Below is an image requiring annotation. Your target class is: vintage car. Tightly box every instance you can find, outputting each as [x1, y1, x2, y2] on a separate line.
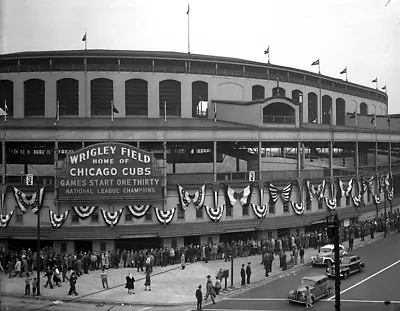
[326, 255, 365, 279]
[311, 244, 347, 266]
[287, 275, 333, 304]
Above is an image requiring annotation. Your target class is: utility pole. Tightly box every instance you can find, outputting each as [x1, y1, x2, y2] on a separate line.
[327, 214, 340, 311]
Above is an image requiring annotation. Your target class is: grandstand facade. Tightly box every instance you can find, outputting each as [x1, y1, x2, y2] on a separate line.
[0, 50, 398, 253]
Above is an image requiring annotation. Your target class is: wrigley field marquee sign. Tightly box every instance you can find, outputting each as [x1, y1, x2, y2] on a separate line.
[57, 142, 163, 202]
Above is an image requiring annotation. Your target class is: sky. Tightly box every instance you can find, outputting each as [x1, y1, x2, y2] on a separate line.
[1, 0, 400, 113]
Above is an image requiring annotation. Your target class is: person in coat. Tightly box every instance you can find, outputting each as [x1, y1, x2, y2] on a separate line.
[204, 275, 216, 304]
[195, 285, 203, 310]
[263, 253, 270, 277]
[240, 264, 246, 286]
[144, 270, 151, 291]
[68, 271, 78, 295]
[181, 252, 186, 270]
[125, 273, 135, 294]
[246, 262, 251, 284]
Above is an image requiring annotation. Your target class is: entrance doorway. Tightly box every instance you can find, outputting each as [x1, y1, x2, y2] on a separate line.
[115, 237, 162, 251]
[74, 240, 92, 253]
[184, 235, 201, 246]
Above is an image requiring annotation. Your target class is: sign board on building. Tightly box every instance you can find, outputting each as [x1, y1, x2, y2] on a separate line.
[248, 171, 255, 182]
[57, 142, 163, 202]
[26, 174, 33, 186]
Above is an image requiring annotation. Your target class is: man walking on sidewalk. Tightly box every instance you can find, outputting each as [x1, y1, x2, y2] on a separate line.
[240, 264, 246, 286]
[204, 275, 216, 304]
[246, 262, 252, 284]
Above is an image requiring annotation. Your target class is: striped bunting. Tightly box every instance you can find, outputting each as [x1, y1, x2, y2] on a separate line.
[177, 184, 206, 209]
[387, 189, 394, 201]
[250, 203, 268, 218]
[13, 186, 45, 214]
[290, 201, 304, 215]
[126, 205, 152, 218]
[268, 181, 292, 204]
[100, 209, 123, 227]
[351, 194, 362, 207]
[324, 197, 337, 211]
[154, 207, 176, 224]
[205, 205, 225, 222]
[373, 194, 380, 205]
[224, 184, 254, 208]
[49, 210, 69, 229]
[73, 206, 98, 219]
[0, 210, 14, 228]
[306, 180, 316, 199]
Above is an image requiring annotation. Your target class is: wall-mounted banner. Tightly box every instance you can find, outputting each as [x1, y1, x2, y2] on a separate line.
[57, 142, 163, 202]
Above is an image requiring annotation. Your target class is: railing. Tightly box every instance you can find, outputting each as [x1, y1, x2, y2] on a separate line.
[0, 62, 387, 104]
[3, 163, 397, 187]
[263, 115, 296, 124]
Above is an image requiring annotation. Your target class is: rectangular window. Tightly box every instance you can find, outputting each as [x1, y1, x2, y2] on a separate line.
[125, 213, 133, 222]
[367, 191, 371, 203]
[171, 238, 177, 249]
[337, 198, 341, 207]
[318, 199, 323, 210]
[242, 205, 249, 216]
[283, 202, 289, 213]
[177, 205, 185, 219]
[91, 212, 99, 223]
[71, 212, 80, 223]
[346, 196, 351, 206]
[16, 209, 23, 223]
[61, 243, 67, 253]
[269, 204, 275, 214]
[226, 206, 233, 217]
[196, 208, 203, 219]
[144, 210, 152, 221]
[306, 201, 311, 210]
[100, 242, 106, 252]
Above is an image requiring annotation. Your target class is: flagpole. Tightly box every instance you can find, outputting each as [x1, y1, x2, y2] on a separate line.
[84, 32, 87, 50]
[111, 100, 114, 123]
[345, 69, 348, 82]
[56, 99, 60, 123]
[164, 101, 167, 123]
[187, 3, 190, 54]
[4, 99, 7, 124]
[268, 46, 270, 64]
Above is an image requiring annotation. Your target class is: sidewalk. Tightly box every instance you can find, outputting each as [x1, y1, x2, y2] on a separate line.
[0, 231, 385, 307]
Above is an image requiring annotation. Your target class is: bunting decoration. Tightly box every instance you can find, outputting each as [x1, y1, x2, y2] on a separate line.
[101, 209, 123, 227]
[224, 184, 254, 208]
[373, 194, 380, 205]
[290, 201, 305, 215]
[0, 210, 14, 228]
[352, 194, 362, 207]
[73, 206, 98, 219]
[268, 181, 293, 205]
[251, 203, 268, 218]
[324, 197, 337, 210]
[290, 180, 305, 215]
[338, 177, 353, 198]
[177, 184, 206, 210]
[316, 179, 326, 200]
[205, 205, 225, 222]
[306, 180, 324, 200]
[13, 186, 45, 214]
[306, 180, 316, 199]
[49, 210, 69, 229]
[387, 189, 394, 201]
[154, 207, 176, 224]
[126, 205, 152, 218]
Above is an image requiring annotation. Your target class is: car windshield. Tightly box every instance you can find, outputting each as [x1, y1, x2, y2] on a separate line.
[341, 257, 352, 264]
[301, 279, 315, 287]
[320, 247, 332, 253]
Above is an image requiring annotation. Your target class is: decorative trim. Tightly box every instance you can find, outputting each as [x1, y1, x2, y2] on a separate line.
[126, 205, 152, 218]
[324, 197, 337, 211]
[268, 181, 293, 204]
[13, 186, 45, 214]
[49, 210, 69, 229]
[373, 194, 380, 205]
[100, 209, 123, 226]
[205, 205, 225, 222]
[351, 194, 361, 207]
[251, 203, 268, 218]
[0, 210, 14, 228]
[290, 201, 304, 215]
[177, 184, 206, 210]
[224, 184, 254, 208]
[154, 207, 176, 224]
[72, 206, 98, 219]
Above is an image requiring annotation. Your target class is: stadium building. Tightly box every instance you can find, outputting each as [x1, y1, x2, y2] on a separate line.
[0, 50, 398, 253]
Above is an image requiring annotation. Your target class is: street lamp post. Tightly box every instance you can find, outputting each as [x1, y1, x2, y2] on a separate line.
[36, 208, 41, 296]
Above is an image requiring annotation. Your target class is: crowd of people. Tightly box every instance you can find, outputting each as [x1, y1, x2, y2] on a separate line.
[0, 210, 399, 300]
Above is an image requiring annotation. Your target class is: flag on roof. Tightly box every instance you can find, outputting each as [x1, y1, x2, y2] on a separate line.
[311, 59, 319, 66]
[186, 3, 190, 14]
[382, 85, 387, 90]
[264, 47, 269, 54]
[371, 114, 376, 124]
[340, 67, 347, 74]
[82, 33, 87, 41]
[349, 111, 357, 119]
[372, 77, 377, 83]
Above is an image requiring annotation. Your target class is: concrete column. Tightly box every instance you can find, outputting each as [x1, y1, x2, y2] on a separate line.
[13, 79, 24, 118]
[113, 75, 125, 117]
[45, 78, 56, 118]
[329, 140, 333, 177]
[148, 80, 159, 118]
[181, 79, 191, 118]
[258, 141, 262, 180]
[213, 141, 217, 182]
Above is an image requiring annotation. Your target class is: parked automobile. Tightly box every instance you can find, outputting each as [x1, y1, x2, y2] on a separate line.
[311, 244, 347, 266]
[326, 255, 365, 279]
[287, 275, 333, 304]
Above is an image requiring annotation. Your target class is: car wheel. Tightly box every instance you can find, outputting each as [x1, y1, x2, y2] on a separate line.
[343, 271, 349, 279]
[325, 260, 332, 267]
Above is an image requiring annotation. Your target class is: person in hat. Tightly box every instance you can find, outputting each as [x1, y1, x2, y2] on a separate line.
[204, 275, 215, 304]
[246, 262, 252, 284]
[240, 264, 246, 286]
[195, 284, 203, 310]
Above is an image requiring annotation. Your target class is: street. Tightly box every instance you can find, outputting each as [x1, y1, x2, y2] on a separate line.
[202, 233, 400, 311]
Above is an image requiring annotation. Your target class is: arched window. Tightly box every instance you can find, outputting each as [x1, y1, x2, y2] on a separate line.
[0, 80, 13, 118]
[336, 98, 345, 126]
[57, 78, 79, 116]
[159, 80, 181, 118]
[360, 102, 368, 115]
[292, 90, 303, 104]
[322, 95, 332, 125]
[272, 87, 286, 97]
[24, 79, 45, 117]
[91, 78, 113, 116]
[263, 102, 295, 124]
[252, 85, 265, 100]
[125, 79, 148, 116]
[308, 92, 318, 123]
[192, 81, 208, 117]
